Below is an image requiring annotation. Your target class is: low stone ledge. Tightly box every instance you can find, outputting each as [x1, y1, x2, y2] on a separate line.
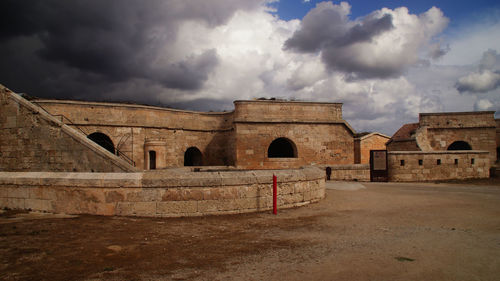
[0, 166, 325, 217]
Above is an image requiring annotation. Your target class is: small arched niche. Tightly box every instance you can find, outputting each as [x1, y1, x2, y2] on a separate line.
[184, 147, 203, 166]
[447, 141, 472, 151]
[267, 137, 297, 158]
[87, 132, 115, 154]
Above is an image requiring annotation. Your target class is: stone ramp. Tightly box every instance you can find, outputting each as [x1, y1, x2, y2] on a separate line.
[0, 85, 138, 172]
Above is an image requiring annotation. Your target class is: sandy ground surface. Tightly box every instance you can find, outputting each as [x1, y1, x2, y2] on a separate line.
[1, 179, 500, 281]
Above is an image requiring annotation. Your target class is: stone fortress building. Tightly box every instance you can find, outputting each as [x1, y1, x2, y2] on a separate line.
[29, 99, 358, 171]
[1, 84, 498, 178]
[0, 84, 499, 217]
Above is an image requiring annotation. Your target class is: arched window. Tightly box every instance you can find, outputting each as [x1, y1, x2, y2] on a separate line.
[267, 138, 297, 158]
[87, 132, 115, 154]
[447, 141, 472, 151]
[184, 147, 202, 166]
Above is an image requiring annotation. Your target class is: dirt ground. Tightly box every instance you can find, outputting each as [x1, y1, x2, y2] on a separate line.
[1, 180, 500, 281]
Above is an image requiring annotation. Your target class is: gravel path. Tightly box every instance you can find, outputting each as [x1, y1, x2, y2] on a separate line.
[1, 180, 499, 280]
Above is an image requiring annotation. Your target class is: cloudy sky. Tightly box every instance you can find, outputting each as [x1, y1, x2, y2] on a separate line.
[1, 0, 499, 135]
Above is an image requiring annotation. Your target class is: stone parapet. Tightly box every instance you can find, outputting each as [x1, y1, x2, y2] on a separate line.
[233, 100, 343, 123]
[419, 111, 496, 129]
[34, 99, 234, 132]
[0, 167, 325, 217]
[388, 151, 490, 181]
[321, 164, 370, 182]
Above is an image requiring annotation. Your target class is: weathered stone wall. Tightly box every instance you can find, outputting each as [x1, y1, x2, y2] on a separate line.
[0, 86, 136, 173]
[386, 140, 420, 151]
[423, 128, 496, 162]
[235, 123, 354, 169]
[34, 100, 235, 169]
[321, 164, 370, 181]
[27, 99, 356, 170]
[354, 133, 390, 164]
[0, 167, 325, 217]
[496, 119, 500, 162]
[35, 100, 233, 131]
[417, 112, 497, 163]
[233, 100, 343, 122]
[388, 151, 490, 181]
[233, 100, 355, 169]
[419, 112, 496, 128]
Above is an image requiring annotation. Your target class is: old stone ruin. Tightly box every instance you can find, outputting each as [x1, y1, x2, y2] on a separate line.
[1, 84, 498, 217]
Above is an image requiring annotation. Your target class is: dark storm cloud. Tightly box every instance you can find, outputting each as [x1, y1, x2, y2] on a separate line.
[0, 0, 259, 101]
[157, 49, 219, 90]
[284, 2, 394, 78]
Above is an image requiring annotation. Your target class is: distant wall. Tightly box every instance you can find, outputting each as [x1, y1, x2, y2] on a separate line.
[418, 112, 497, 163]
[354, 134, 389, 164]
[322, 164, 370, 182]
[386, 140, 420, 151]
[419, 112, 496, 128]
[495, 119, 500, 163]
[388, 151, 490, 181]
[0, 86, 136, 173]
[0, 167, 325, 217]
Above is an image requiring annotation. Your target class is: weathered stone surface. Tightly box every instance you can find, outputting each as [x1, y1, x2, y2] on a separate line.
[388, 151, 490, 181]
[354, 133, 390, 164]
[0, 168, 325, 217]
[0, 85, 136, 172]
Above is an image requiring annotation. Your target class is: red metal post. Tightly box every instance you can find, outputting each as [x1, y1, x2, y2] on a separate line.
[273, 174, 277, 215]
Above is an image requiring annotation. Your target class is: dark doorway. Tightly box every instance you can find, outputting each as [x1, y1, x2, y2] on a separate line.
[184, 147, 202, 166]
[87, 132, 115, 154]
[149, 151, 156, 170]
[370, 150, 388, 182]
[447, 141, 472, 150]
[267, 138, 297, 158]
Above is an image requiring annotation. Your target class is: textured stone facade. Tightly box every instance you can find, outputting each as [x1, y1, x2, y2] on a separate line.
[419, 112, 497, 163]
[388, 151, 490, 181]
[233, 101, 355, 169]
[388, 112, 497, 164]
[496, 119, 500, 162]
[33, 98, 356, 170]
[34, 99, 234, 169]
[0, 167, 325, 217]
[354, 133, 390, 164]
[0, 86, 136, 173]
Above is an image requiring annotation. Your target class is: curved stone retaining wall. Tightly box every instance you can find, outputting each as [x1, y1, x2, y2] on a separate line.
[0, 167, 325, 217]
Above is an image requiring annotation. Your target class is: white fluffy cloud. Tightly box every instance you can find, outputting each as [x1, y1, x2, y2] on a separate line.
[1, 1, 499, 135]
[456, 49, 500, 93]
[284, 2, 449, 78]
[457, 70, 500, 92]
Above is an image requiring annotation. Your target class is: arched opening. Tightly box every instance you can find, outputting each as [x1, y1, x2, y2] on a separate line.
[447, 141, 472, 151]
[184, 147, 202, 166]
[88, 132, 115, 154]
[149, 150, 156, 170]
[267, 137, 297, 158]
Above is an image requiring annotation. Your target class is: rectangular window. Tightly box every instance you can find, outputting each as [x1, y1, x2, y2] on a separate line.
[418, 159, 423, 166]
[437, 159, 441, 165]
[400, 160, 405, 166]
[149, 150, 156, 170]
[454, 159, 458, 165]
[471, 158, 475, 165]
